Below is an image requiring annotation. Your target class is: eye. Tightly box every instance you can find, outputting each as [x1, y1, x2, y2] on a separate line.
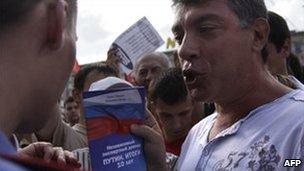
[163, 114, 172, 119]
[179, 109, 192, 117]
[198, 25, 216, 34]
[139, 69, 148, 77]
[152, 66, 162, 73]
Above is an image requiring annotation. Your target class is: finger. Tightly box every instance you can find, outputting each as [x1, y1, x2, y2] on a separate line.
[32, 142, 53, 158]
[144, 110, 162, 134]
[53, 147, 66, 164]
[64, 151, 81, 168]
[130, 124, 163, 143]
[42, 145, 55, 162]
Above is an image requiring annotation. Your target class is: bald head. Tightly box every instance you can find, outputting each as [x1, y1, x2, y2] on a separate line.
[133, 52, 171, 89]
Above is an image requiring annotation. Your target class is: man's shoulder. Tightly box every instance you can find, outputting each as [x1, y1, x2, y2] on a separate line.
[290, 89, 304, 102]
[188, 113, 217, 137]
[252, 90, 304, 125]
[270, 89, 304, 111]
[278, 89, 304, 113]
[52, 120, 88, 150]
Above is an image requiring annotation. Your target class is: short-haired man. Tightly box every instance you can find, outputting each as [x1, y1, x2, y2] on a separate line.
[266, 11, 291, 76]
[266, 11, 304, 88]
[64, 96, 80, 127]
[131, 0, 304, 170]
[150, 68, 193, 155]
[72, 64, 118, 128]
[0, 0, 80, 170]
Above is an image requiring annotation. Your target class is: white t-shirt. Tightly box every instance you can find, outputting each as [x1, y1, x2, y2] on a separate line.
[290, 76, 304, 90]
[176, 90, 304, 171]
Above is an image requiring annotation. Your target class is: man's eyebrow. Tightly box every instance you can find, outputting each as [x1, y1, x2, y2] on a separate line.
[192, 14, 225, 25]
[172, 14, 224, 32]
[159, 112, 172, 116]
[177, 109, 192, 115]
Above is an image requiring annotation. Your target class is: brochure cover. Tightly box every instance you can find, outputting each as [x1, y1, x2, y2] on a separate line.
[110, 17, 164, 75]
[83, 87, 147, 171]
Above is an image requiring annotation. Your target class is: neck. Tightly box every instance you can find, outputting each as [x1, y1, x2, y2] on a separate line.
[215, 70, 292, 127]
[271, 67, 288, 76]
[0, 37, 37, 137]
[277, 67, 289, 76]
[268, 60, 289, 76]
[0, 80, 24, 137]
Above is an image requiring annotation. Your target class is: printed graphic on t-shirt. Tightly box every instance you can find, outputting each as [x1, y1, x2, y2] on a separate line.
[213, 135, 281, 171]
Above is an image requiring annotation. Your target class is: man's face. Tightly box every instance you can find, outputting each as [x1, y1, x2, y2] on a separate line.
[65, 101, 80, 125]
[266, 41, 290, 75]
[16, 8, 78, 133]
[134, 56, 167, 89]
[155, 95, 193, 142]
[172, 1, 255, 102]
[73, 71, 108, 116]
[266, 43, 281, 75]
[83, 71, 107, 91]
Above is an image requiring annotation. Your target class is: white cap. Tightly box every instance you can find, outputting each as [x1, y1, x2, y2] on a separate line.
[89, 77, 133, 91]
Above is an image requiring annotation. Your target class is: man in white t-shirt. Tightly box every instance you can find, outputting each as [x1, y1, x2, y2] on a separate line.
[169, 0, 304, 170]
[130, 0, 304, 171]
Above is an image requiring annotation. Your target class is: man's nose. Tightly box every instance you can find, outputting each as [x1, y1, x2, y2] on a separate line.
[72, 108, 77, 112]
[146, 70, 154, 82]
[173, 118, 183, 130]
[178, 33, 199, 62]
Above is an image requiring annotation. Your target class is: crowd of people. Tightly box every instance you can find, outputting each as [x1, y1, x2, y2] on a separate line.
[1, 0, 304, 170]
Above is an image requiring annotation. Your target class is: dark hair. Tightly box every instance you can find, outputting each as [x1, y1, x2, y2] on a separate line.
[64, 96, 76, 107]
[287, 53, 304, 83]
[1, 0, 77, 32]
[74, 64, 118, 91]
[150, 68, 188, 105]
[172, 0, 267, 28]
[172, 0, 269, 62]
[268, 11, 291, 53]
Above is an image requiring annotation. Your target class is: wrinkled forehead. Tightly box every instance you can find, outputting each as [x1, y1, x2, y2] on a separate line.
[172, 0, 233, 30]
[66, 101, 78, 107]
[137, 56, 168, 70]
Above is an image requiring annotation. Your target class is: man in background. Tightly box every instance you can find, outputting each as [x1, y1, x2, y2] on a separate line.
[64, 96, 81, 127]
[150, 68, 193, 155]
[266, 11, 304, 87]
[72, 63, 118, 131]
[133, 52, 171, 90]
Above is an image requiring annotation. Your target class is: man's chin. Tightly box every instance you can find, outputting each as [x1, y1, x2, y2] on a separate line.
[190, 88, 202, 101]
[190, 88, 209, 102]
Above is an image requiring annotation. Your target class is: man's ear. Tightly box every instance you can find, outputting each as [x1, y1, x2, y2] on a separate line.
[251, 18, 269, 53]
[47, 0, 68, 50]
[281, 38, 291, 59]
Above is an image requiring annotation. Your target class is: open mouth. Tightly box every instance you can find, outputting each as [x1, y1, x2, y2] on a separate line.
[183, 70, 198, 85]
